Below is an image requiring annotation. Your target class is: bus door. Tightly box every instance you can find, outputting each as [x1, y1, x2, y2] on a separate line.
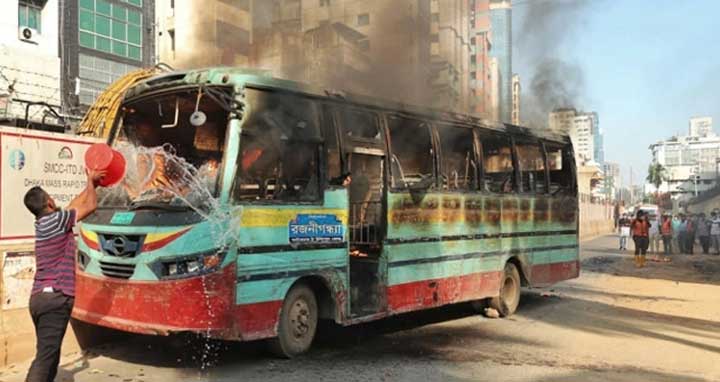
[335, 106, 388, 317]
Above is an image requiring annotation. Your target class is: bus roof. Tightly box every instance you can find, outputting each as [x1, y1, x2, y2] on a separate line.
[124, 66, 571, 144]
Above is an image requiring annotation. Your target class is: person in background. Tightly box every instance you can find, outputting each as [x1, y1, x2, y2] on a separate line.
[23, 169, 106, 382]
[676, 214, 687, 254]
[631, 210, 651, 268]
[660, 213, 673, 261]
[710, 210, 720, 255]
[696, 213, 711, 255]
[685, 214, 696, 254]
[618, 213, 632, 251]
[648, 213, 661, 260]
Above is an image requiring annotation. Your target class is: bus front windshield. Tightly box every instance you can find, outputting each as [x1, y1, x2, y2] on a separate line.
[98, 87, 232, 211]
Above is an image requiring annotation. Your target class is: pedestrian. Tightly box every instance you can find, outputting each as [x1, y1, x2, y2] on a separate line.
[696, 213, 711, 255]
[619, 213, 631, 251]
[24, 169, 105, 382]
[710, 211, 720, 255]
[686, 214, 696, 254]
[649, 213, 661, 260]
[660, 214, 673, 261]
[676, 214, 687, 254]
[631, 210, 651, 267]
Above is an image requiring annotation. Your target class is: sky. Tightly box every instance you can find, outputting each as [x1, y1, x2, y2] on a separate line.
[512, 0, 720, 185]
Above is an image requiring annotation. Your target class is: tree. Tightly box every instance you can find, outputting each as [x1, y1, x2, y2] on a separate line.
[646, 163, 668, 195]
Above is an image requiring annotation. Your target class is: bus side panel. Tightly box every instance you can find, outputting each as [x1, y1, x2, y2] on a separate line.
[232, 189, 350, 340]
[528, 195, 580, 286]
[384, 192, 579, 313]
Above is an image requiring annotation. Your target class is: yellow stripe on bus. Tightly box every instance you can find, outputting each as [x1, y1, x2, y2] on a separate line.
[238, 209, 348, 228]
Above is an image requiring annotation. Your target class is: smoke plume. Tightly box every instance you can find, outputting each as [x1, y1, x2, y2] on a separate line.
[517, 0, 594, 127]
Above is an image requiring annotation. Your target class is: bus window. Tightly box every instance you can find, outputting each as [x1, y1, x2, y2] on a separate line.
[546, 143, 575, 194]
[340, 108, 382, 142]
[387, 116, 435, 190]
[481, 135, 514, 193]
[233, 89, 322, 202]
[438, 124, 477, 191]
[516, 142, 547, 193]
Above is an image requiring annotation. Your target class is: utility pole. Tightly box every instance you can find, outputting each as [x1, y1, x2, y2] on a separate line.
[629, 166, 634, 205]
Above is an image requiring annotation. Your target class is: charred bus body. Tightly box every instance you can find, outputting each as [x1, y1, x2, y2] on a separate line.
[73, 67, 579, 357]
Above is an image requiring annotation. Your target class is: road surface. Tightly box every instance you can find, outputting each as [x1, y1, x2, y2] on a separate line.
[2, 235, 719, 382]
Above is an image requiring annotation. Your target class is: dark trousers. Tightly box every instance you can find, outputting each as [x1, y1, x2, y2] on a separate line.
[677, 232, 687, 253]
[633, 236, 649, 255]
[26, 292, 74, 382]
[662, 235, 673, 255]
[685, 233, 695, 254]
[699, 235, 710, 254]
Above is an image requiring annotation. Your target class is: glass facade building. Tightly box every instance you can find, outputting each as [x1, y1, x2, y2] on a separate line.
[489, 0, 511, 123]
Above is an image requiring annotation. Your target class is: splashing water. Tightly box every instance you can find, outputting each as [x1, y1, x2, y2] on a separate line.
[98, 142, 242, 370]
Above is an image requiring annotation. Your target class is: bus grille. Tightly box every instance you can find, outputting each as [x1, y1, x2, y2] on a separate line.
[99, 261, 136, 279]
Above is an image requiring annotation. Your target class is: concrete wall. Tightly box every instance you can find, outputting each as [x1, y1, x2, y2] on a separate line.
[579, 200, 614, 241]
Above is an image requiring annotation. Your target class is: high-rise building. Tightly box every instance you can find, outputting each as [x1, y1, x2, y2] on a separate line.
[649, 130, 720, 198]
[469, 0, 492, 118]
[300, 0, 432, 107]
[549, 108, 601, 164]
[689, 116, 713, 137]
[548, 108, 576, 132]
[488, 57, 499, 121]
[511, 73, 520, 125]
[65, 0, 155, 110]
[0, 1, 62, 127]
[430, 0, 471, 114]
[155, 0, 251, 70]
[601, 162, 620, 201]
[489, 0, 511, 123]
[571, 113, 594, 163]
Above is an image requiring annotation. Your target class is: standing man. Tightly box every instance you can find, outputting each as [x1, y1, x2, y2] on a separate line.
[676, 214, 687, 254]
[648, 213, 661, 261]
[710, 211, 720, 255]
[660, 213, 673, 261]
[685, 214, 696, 254]
[696, 213, 711, 255]
[24, 169, 105, 382]
[631, 211, 651, 268]
[618, 213, 632, 251]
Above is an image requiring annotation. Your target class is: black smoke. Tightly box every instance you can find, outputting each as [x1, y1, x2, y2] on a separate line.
[517, 0, 595, 127]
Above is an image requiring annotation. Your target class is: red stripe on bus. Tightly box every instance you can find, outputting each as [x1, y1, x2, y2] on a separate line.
[387, 271, 504, 313]
[529, 260, 580, 286]
[234, 300, 283, 341]
[73, 264, 237, 335]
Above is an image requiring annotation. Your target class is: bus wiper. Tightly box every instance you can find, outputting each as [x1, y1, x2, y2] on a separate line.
[128, 201, 190, 211]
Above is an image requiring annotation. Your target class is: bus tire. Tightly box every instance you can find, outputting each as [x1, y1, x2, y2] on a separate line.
[268, 283, 318, 358]
[489, 262, 521, 317]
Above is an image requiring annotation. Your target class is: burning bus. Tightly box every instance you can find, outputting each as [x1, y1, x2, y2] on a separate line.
[73, 67, 579, 357]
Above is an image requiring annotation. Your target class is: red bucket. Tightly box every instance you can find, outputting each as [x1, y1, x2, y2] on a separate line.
[85, 143, 126, 187]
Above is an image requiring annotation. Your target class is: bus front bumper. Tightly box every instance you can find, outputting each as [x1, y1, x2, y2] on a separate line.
[72, 264, 237, 338]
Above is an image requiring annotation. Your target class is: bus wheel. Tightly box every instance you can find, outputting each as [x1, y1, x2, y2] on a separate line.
[269, 284, 318, 358]
[489, 262, 521, 317]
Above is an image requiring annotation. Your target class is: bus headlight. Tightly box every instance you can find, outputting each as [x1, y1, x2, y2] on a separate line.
[153, 251, 226, 280]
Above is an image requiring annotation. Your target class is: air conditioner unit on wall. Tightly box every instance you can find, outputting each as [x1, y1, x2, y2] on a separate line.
[18, 27, 39, 44]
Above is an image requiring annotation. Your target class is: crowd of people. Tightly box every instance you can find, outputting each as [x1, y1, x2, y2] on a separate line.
[617, 209, 720, 267]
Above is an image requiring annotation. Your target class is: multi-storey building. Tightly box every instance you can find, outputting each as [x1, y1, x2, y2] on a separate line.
[429, 0, 471, 114]
[64, 0, 155, 110]
[549, 108, 601, 164]
[511, 73, 520, 125]
[601, 162, 620, 201]
[0, 1, 62, 128]
[649, 123, 720, 198]
[300, 0, 432, 107]
[469, 0, 493, 118]
[488, 0, 511, 123]
[689, 116, 713, 138]
[155, 0, 250, 70]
